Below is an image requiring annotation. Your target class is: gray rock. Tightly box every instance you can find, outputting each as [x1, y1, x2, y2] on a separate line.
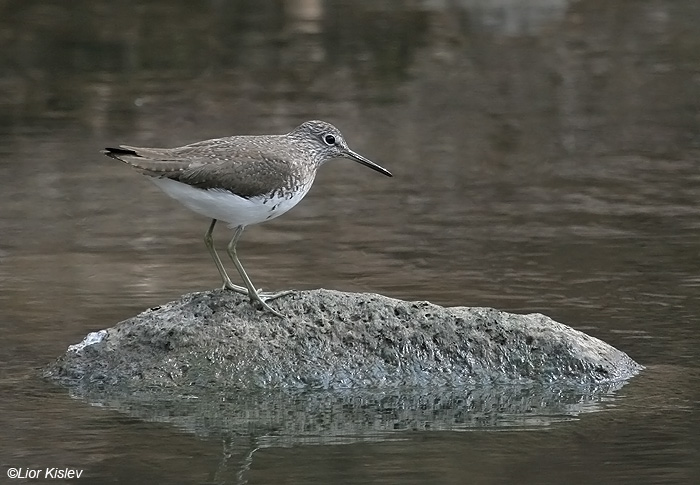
[44, 289, 642, 391]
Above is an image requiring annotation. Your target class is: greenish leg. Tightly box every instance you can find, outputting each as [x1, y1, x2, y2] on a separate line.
[204, 219, 248, 295]
[226, 225, 292, 317]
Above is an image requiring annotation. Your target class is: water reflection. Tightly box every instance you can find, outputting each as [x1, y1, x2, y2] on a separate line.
[73, 382, 627, 445]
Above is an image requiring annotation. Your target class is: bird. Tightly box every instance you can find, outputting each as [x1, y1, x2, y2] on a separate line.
[104, 120, 392, 317]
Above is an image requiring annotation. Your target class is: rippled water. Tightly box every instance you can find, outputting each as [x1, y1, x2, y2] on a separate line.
[1, 1, 699, 483]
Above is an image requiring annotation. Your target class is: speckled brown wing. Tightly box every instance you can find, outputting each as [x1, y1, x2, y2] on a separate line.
[172, 155, 295, 199]
[104, 144, 295, 199]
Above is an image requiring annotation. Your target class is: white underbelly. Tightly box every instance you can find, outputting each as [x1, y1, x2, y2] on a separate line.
[149, 177, 311, 227]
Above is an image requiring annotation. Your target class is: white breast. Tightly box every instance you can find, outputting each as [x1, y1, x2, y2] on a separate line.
[149, 177, 312, 227]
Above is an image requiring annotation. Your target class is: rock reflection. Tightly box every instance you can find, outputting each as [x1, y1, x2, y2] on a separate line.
[65, 380, 629, 481]
[74, 381, 627, 445]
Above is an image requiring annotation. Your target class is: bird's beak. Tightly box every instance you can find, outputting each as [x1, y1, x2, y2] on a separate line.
[345, 149, 393, 177]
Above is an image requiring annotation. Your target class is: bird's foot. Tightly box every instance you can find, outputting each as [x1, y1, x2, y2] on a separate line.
[221, 281, 249, 295]
[258, 289, 295, 301]
[221, 280, 293, 317]
[250, 289, 295, 318]
[250, 294, 285, 318]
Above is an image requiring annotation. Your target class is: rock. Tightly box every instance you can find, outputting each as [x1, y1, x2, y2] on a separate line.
[44, 289, 642, 392]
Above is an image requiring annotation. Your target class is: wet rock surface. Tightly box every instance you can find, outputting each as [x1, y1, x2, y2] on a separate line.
[44, 289, 643, 392]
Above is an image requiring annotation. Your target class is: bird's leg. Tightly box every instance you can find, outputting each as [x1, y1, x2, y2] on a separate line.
[226, 225, 290, 317]
[204, 219, 248, 295]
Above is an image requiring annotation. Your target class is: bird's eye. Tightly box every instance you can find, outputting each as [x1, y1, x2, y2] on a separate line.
[323, 134, 336, 145]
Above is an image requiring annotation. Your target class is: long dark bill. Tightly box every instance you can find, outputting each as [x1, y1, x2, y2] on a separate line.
[346, 149, 393, 177]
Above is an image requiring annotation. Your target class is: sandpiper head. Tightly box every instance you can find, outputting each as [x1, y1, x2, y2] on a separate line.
[290, 120, 392, 177]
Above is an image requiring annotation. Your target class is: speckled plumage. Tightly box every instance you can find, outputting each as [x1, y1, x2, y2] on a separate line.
[104, 120, 392, 317]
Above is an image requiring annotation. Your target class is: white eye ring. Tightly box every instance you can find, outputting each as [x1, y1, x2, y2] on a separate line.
[323, 134, 336, 145]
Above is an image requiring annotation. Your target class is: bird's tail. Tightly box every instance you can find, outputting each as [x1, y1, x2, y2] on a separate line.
[103, 146, 189, 175]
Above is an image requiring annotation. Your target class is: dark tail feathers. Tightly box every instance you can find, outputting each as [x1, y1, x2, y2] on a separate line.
[103, 147, 139, 159]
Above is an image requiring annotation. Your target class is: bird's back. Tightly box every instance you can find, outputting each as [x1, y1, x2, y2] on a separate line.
[104, 134, 315, 199]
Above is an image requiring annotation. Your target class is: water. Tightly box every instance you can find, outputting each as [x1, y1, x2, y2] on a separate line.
[1, 0, 699, 483]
